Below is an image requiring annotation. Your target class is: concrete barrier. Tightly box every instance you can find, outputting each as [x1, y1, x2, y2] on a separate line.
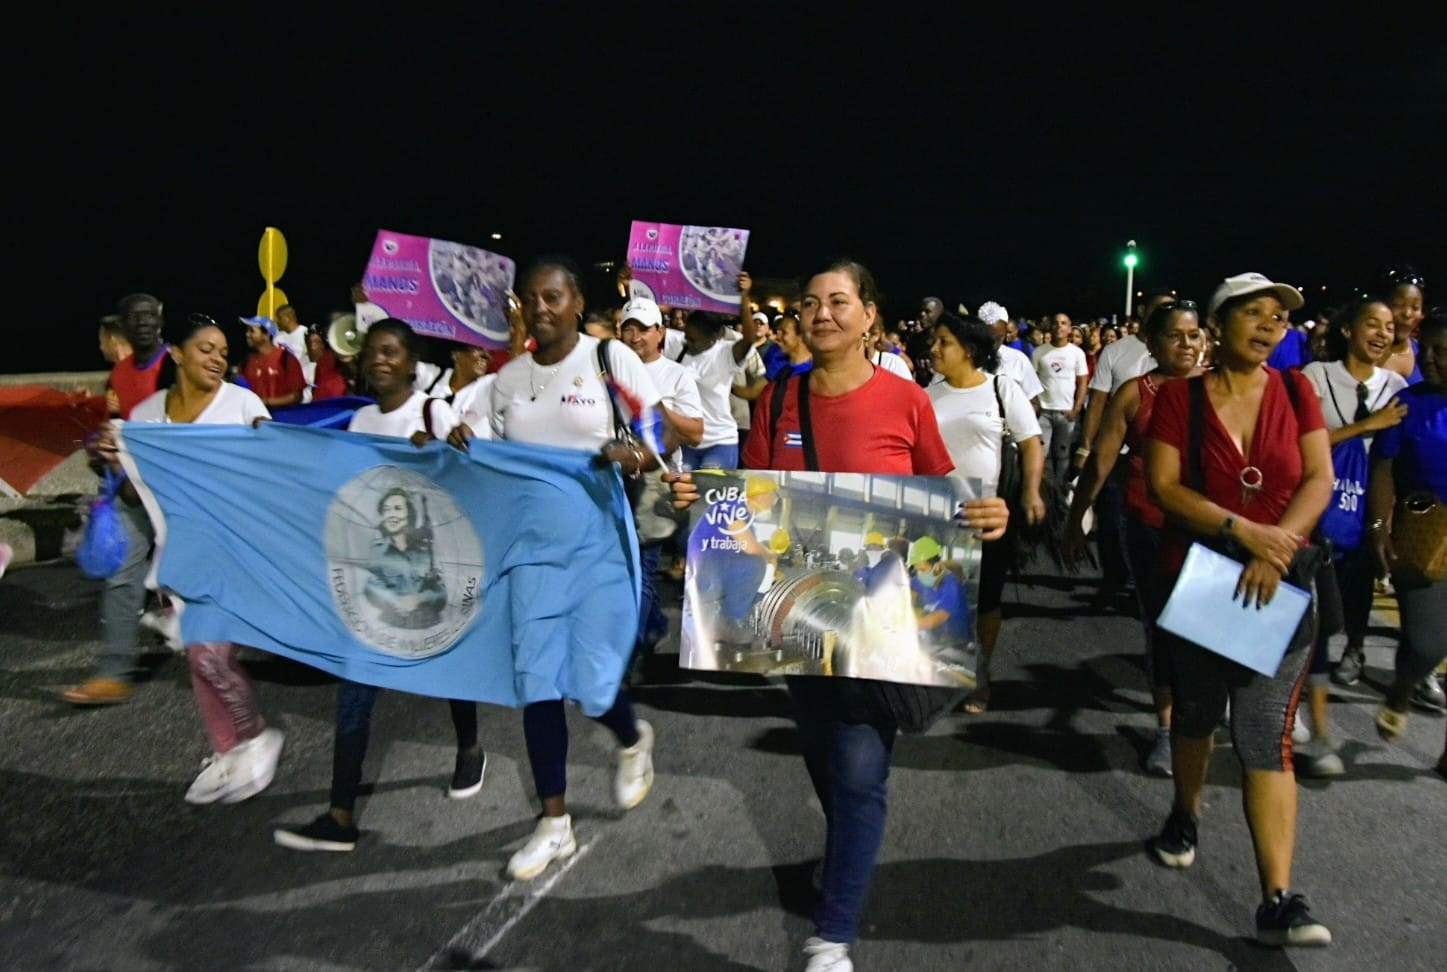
[1, 372, 107, 570]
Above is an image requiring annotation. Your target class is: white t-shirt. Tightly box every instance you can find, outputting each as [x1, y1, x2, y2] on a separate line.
[928, 374, 1042, 499]
[130, 382, 271, 426]
[1032, 342, 1089, 411]
[1302, 360, 1407, 447]
[987, 345, 1044, 401]
[1090, 333, 1156, 395]
[662, 327, 686, 360]
[870, 349, 914, 381]
[730, 345, 766, 430]
[489, 334, 661, 450]
[355, 301, 389, 333]
[674, 338, 744, 448]
[275, 328, 314, 403]
[413, 361, 444, 394]
[447, 374, 496, 438]
[645, 355, 703, 464]
[349, 390, 460, 441]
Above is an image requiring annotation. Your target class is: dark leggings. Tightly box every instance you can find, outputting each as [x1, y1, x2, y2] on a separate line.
[1165, 614, 1313, 772]
[1392, 575, 1447, 698]
[1123, 518, 1171, 689]
[977, 536, 1006, 615]
[524, 691, 639, 800]
[330, 679, 478, 813]
[1308, 543, 1377, 678]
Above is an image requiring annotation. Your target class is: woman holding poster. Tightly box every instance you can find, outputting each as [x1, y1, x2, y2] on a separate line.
[448, 256, 663, 882]
[668, 259, 1008, 972]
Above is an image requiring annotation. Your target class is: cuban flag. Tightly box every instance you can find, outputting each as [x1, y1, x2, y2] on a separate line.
[603, 374, 666, 463]
[116, 422, 640, 715]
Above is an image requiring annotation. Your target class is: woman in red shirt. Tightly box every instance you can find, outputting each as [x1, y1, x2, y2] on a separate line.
[670, 259, 1007, 972]
[1064, 300, 1207, 777]
[1144, 273, 1334, 948]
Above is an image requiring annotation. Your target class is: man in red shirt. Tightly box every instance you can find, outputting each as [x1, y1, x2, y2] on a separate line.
[108, 294, 168, 419]
[240, 315, 307, 408]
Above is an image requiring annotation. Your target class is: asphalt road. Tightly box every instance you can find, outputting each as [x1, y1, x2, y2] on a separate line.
[1, 555, 1442, 971]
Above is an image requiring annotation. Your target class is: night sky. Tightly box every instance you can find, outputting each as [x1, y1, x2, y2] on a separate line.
[15, 9, 1444, 374]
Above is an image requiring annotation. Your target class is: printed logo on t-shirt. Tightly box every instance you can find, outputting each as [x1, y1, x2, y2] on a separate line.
[783, 431, 803, 449]
[323, 466, 483, 659]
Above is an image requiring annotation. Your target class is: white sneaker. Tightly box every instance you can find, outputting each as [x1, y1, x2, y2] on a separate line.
[1145, 729, 1173, 777]
[140, 605, 183, 653]
[802, 936, 852, 971]
[0, 541, 13, 579]
[614, 720, 655, 809]
[1292, 718, 1311, 745]
[184, 751, 238, 804]
[222, 727, 285, 804]
[507, 814, 577, 881]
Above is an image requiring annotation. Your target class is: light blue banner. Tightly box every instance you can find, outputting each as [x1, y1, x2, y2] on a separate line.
[117, 422, 639, 715]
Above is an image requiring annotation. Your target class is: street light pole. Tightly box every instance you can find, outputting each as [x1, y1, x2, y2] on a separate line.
[1123, 240, 1138, 321]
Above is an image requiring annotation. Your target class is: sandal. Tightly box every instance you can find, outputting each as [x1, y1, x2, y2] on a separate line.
[1375, 704, 1409, 742]
[960, 692, 989, 714]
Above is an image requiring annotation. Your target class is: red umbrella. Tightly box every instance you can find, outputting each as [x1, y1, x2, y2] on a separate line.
[0, 386, 108, 497]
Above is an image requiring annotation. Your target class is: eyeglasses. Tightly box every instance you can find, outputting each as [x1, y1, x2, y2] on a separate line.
[187, 313, 218, 328]
[1160, 300, 1199, 312]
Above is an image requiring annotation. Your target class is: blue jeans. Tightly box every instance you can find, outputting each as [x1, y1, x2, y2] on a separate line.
[97, 499, 155, 680]
[788, 676, 896, 945]
[638, 543, 668, 647]
[331, 680, 478, 813]
[681, 442, 738, 471]
[1037, 409, 1077, 489]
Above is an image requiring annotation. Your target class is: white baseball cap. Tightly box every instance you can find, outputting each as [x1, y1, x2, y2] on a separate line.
[1207, 272, 1305, 317]
[619, 296, 662, 329]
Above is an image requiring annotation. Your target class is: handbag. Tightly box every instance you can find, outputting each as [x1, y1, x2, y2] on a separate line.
[596, 338, 647, 514]
[1390, 491, 1447, 585]
[775, 371, 967, 734]
[1317, 379, 1372, 551]
[993, 375, 1024, 508]
[76, 469, 130, 580]
[1319, 438, 1369, 551]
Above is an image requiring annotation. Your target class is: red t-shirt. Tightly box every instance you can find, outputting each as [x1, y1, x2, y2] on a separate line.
[1123, 373, 1167, 528]
[742, 366, 954, 475]
[311, 349, 351, 400]
[109, 346, 168, 419]
[242, 345, 307, 402]
[1148, 367, 1325, 569]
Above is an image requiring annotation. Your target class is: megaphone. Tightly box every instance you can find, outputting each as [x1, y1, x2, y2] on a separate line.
[328, 313, 365, 356]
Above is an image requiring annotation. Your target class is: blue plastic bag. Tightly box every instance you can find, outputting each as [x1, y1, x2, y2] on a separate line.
[76, 469, 129, 579]
[1319, 438, 1369, 551]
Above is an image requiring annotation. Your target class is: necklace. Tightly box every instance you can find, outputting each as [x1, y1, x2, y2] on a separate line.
[529, 358, 563, 401]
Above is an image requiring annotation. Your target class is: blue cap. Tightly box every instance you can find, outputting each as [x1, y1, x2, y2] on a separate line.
[240, 315, 278, 337]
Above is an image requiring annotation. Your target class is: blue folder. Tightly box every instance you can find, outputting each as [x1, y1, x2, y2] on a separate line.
[1156, 542, 1311, 676]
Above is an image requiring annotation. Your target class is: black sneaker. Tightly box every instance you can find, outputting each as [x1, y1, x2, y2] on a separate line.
[1256, 890, 1331, 947]
[273, 813, 359, 852]
[448, 748, 486, 799]
[1147, 808, 1198, 868]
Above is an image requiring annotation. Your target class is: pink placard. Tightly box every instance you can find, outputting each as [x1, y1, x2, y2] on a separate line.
[626, 221, 750, 315]
[361, 229, 516, 349]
